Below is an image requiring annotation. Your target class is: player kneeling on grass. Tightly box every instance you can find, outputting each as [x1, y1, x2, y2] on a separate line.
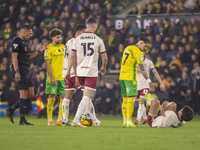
[147, 99, 194, 128]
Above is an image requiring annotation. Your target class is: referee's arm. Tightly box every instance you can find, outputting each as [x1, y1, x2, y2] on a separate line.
[12, 52, 21, 82]
[28, 43, 48, 60]
[28, 50, 41, 60]
[12, 53, 19, 71]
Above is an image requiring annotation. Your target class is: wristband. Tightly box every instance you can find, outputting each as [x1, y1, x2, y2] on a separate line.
[146, 78, 151, 83]
[15, 69, 19, 73]
[37, 50, 42, 53]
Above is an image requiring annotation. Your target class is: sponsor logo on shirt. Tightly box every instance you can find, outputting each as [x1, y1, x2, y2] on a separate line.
[81, 66, 90, 69]
[45, 51, 48, 55]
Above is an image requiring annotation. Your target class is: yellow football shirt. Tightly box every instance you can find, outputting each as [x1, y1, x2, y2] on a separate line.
[119, 45, 143, 81]
[44, 43, 65, 81]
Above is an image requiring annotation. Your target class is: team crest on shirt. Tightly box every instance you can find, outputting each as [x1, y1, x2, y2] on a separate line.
[13, 43, 18, 49]
[141, 56, 144, 61]
[58, 49, 61, 52]
[24, 47, 27, 51]
[45, 51, 48, 55]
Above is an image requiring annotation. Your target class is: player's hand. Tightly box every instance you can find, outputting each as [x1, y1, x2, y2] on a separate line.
[40, 91, 44, 96]
[187, 89, 191, 95]
[38, 43, 48, 53]
[162, 101, 169, 110]
[149, 82, 155, 92]
[100, 67, 106, 76]
[75, 76, 80, 88]
[50, 77, 57, 86]
[160, 83, 164, 91]
[150, 85, 155, 92]
[65, 72, 70, 81]
[15, 73, 21, 82]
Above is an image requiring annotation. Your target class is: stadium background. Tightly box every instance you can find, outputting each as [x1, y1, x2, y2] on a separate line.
[0, 0, 200, 117]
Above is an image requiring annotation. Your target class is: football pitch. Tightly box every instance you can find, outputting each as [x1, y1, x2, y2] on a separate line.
[0, 115, 200, 150]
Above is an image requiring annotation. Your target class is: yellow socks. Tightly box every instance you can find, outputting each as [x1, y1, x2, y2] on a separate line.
[127, 97, 135, 121]
[47, 98, 56, 121]
[58, 98, 63, 121]
[122, 97, 127, 122]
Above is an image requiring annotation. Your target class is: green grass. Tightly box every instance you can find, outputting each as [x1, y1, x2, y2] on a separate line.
[0, 115, 200, 150]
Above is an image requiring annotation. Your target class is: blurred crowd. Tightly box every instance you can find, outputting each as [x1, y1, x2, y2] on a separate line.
[0, 0, 200, 116]
[129, 0, 200, 17]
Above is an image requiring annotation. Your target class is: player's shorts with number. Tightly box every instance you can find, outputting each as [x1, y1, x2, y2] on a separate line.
[136, 88, 149, 99]
[120, 80, 138, 97]
[46, 80, 65, 95]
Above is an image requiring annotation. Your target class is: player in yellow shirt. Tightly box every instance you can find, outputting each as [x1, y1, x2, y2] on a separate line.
[119, 36, 154, 127]
[44, 28, 65, 126]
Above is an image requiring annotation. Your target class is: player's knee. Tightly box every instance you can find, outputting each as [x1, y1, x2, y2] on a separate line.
[139, 96, 145, 104]
[163, 100, 169, 104]
[170, 102, 176, 107]
[151, 99, 160, 107]
[49, 94, 56, 98]
[166, 102, 177, 111]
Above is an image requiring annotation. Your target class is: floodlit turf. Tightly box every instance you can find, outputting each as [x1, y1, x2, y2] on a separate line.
[0, 115, 200, 150]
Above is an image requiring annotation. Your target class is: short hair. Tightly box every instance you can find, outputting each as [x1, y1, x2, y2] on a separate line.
[75, 24, 86, 32]
[86, 17, 98, 25]
[49, 28, 62, 38]
[181, 105, 194, 121]
[138, 36, 150, 44]
[20, 25, 31, 31]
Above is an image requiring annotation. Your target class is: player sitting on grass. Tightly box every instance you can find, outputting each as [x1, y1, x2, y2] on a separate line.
[147, 98, 194, 128]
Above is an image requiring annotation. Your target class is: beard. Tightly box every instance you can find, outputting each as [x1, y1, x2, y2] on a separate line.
[55, 41, 61, 45]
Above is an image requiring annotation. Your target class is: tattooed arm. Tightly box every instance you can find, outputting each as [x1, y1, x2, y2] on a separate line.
[138, 64, 148, 80]
[138, 64, 154, 89]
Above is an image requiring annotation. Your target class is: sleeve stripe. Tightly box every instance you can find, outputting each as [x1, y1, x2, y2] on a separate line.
[100, 51, 106, 54]
[72, 49, 77, 52]
[138, 63, 143, 64]
[44, 59, 51, 60]
[151, 67, 155, 70]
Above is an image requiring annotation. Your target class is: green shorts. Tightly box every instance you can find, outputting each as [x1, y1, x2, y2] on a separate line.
[120, 80, 138, 97]
[46, 80, 65, 95]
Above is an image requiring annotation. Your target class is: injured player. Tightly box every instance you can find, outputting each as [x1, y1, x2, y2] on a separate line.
[147, 99, 194, 128]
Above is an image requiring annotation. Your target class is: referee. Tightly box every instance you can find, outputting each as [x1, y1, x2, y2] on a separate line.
[5, 25, 47, 125]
